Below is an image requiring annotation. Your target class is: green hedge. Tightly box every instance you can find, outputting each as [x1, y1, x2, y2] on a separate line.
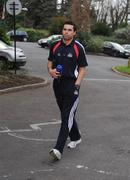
[77, 32, 130, 53]
[114, 26, 130, 44]
[18, 28, 50, 42]
[86, 36, 104, 53]
[77, 33, 104, 53]
[0, 27, 11, 45]
[91, 22, 112, 36]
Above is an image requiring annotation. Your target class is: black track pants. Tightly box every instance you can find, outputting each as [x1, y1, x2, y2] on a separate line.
[53, 78, 81, 154]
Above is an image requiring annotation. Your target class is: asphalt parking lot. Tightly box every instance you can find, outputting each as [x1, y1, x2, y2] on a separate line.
[0, 42, 130, 180]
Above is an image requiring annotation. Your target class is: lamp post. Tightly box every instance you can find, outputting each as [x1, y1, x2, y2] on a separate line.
[6, 0, 22, 74]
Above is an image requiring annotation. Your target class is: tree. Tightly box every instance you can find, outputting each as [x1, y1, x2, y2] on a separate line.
[21, 0, 58, 28]
[0, 0, 5, 20]
[58, 0, 71, 17]
[91, 0, 128, 31]
[71, 0, 91, 32]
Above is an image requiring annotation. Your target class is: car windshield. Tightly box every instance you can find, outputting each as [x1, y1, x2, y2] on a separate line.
[7, 31, 27, 36]
[48, 35, 62, 40]
[0, 41, 8, 49]
[48, 36, 53, 40]
[125, 45, 130, 49]
[112, 42, 124, 50]
[16, 31, 27, 35]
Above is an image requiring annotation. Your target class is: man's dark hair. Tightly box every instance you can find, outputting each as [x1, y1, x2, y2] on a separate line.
[63, 21, 77, 32]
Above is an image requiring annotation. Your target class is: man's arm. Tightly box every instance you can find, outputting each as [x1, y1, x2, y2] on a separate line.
[75, 67, 87, 87]
[47, 60, 60, 79]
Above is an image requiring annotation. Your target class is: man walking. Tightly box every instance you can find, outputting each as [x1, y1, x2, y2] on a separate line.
[47, 21, 88, 160]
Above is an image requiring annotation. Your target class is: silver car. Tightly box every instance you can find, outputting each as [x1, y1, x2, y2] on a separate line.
[0, 40, 26, 67]
[122, 44, 130, 53]
[38, 34, 62, 48]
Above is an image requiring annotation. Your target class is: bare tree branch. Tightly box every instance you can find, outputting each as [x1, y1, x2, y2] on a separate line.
[71, 0, 91, 32]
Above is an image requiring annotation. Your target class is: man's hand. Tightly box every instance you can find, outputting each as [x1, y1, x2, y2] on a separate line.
[75, 67, 86, 86]
[47, 61, 61, 79]
[49, 68, 61, 79]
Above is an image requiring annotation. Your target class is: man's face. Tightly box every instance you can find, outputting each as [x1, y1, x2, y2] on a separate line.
[62, 24, 76, 41]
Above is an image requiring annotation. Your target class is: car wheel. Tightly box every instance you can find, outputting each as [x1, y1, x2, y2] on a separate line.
[23, 37, 27, 42]
[8, 62, 15, 69]
[113, 51, 118, 57]
[41, 44, 45, 48]
[0, 57, 8, 70]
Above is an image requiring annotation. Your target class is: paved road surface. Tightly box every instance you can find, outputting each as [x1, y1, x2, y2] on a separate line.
[0, 42, 130, 180]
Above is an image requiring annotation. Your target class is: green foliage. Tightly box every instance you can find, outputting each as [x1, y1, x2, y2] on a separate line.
[0, 59, 8, 71]
[114, 26, 130, 43]
[115, 66, 130, 75]
[48, 16, 68, 34]
[88, 34, 127, 45]
[86, 36, 104, 53]
[18, 28, 50, 42]
[118, 22, 128, 29]
[77, 32, 103, 53]
[91, 22, 112, 36]
[25, 0, 58, 29]
[77, 32, 91, 48]
[0, 26, 10, 45]
[128, 58, 130, 68]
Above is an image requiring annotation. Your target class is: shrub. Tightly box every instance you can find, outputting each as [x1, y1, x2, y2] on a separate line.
[86, 36, 104, 53]
[77, 32, 91, 49]
[91, 22, 112, 36]
[0, 59, 9, 71]
[77, 33, 104, 53]
[114, 27, 130, 43]
[0, 27, 10, 45]
[18, 28, 50, 42]
[48, 16, 68, 34]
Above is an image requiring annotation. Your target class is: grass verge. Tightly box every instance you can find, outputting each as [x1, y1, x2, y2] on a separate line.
[114, 66, 130, 75]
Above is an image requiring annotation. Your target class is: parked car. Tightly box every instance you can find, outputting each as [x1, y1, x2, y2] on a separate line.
[38, 34, 62, 48]
[7, 30, 28, 42]
[122, 44, 130, 53]
[0, 40, 26, 68]
[103, 41, 130, 58]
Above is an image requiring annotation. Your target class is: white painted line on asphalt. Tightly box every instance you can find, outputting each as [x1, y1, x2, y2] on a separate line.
[30, 168, 54, 173]
[0, 169, 54, 179]
[1, 164, 128, 179]
[0, 127, 33, 133]
[0, 120, 61, 133]
[8, 132, 57, 141]
[30, 120, 61, 130]
[76, 165, 125, 177]
[84, 78, 130, 82]
[76, 165, 84, 168]
[0, 120, 61, 141]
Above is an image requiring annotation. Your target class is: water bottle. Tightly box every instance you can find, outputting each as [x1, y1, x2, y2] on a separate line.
[56, 64, 63, 75]
[56, 65, 63, 82]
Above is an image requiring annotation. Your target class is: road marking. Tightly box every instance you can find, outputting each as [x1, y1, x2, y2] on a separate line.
[0, 169, 54, 179]
[30, 120, 61, 130]
[0, 164, 129, 179]
[0, 126, 33, 133]
[30, 168, 54, 173]
[8, 132, 57, 141]
[0, 119, 61, 133]
[84, 78, 130, 82]
[0, 119, 61, 141]
[76, 165, 123, 177]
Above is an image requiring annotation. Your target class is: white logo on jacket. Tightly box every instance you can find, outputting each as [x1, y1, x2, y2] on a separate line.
[57, 53, 61, 56]
[67, 53, 73, 58]
[74, 90, 79, 95]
